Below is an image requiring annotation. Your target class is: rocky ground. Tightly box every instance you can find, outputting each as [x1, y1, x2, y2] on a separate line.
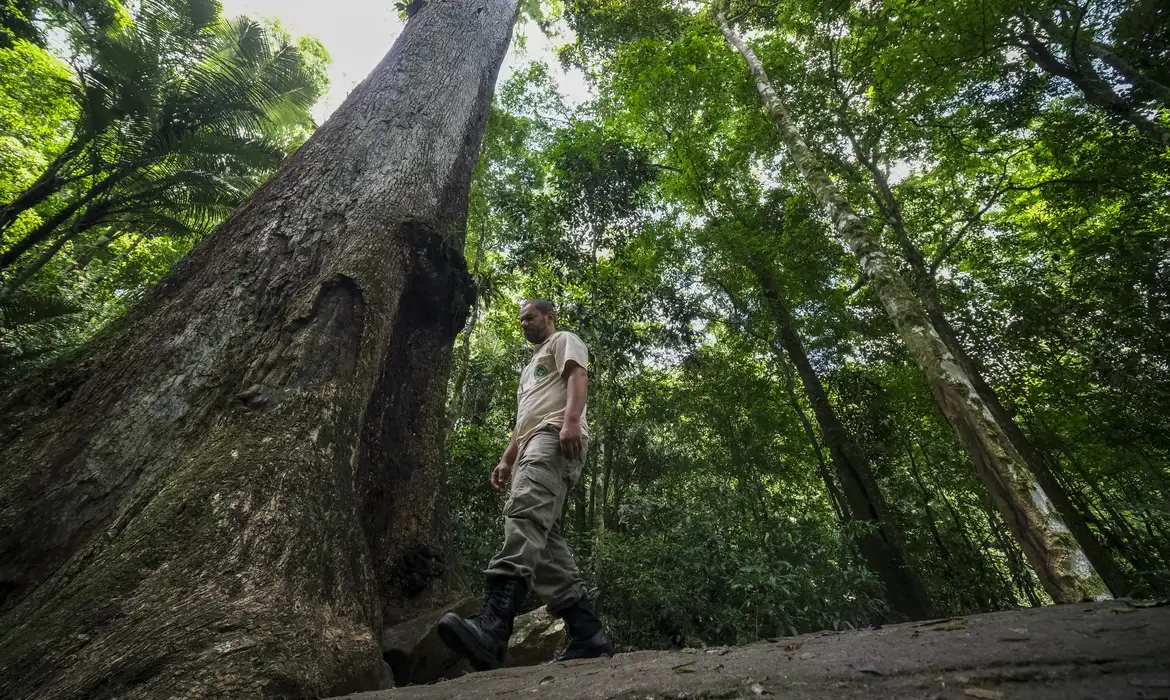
[339, 599, 1170, 700]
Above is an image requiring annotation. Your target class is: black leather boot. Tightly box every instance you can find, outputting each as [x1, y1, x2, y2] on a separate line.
[437, 576, 527, 671]
[552, 598, 616, 662]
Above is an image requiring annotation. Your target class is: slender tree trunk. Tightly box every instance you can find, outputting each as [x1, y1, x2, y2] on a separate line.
[0, 218, 87, 306]
[446, 222, 487, 436]
[927, 458, 1011, 609]
[778, 356, 846, 521]
[848, 143, 1132, 598]
[906, 449, 946, 557]
[0, 137, 88, 234]
[599, 424, 614, 531]
[588, 453, 599, 532]
[0, 172, 119, 273]
[717, 12, 1109, 603]
[750, 262, 935, 620]
[717, 281, 847, 520]
[985, 505, 1044, 607]
[0, 1, 519, 697]
[1085, 41, 1170, 109]
[1017, 25, 1170, 145]
[906, 445, 976, 612]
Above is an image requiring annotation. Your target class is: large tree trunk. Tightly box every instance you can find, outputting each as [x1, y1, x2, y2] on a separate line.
[750, 263, 936, 621]
[0, 0, 519, 697]
[717, 12, 1109, 604]
[849, 144, 1132, 598]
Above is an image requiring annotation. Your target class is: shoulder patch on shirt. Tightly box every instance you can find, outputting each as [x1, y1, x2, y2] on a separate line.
[535, 364, 549, 378]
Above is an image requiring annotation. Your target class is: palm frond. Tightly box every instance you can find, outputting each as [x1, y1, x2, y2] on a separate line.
[0, 289, 84, 329]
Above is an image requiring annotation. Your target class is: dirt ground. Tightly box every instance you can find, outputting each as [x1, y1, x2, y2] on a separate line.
[333, 599, 1170, 700]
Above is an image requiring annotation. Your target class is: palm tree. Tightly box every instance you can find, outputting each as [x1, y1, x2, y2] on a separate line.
[0, 0, 322, 303]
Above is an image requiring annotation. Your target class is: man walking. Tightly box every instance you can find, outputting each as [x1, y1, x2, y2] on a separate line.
[438, 299, 615, 670]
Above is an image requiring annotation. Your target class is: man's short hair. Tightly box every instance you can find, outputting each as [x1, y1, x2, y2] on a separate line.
[522, 299, 556, 316]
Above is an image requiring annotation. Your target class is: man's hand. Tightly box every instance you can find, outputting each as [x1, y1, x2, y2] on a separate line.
[560, 418, 584, 462]
[491, 459, 513, 491]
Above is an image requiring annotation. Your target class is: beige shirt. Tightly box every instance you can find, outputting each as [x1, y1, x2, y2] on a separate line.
[514, 331, 589, 446]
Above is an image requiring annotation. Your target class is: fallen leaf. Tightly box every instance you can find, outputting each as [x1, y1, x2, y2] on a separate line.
[963, 688, 1004, 699]
[538, 675, 555, 685]
[944, 623, 968, 631]
[1010, 628, 1026, 634]
[750, 682, 768, 696]
[672, 662, 696, 674]
[858, 666, 882, 676]
[799, 652, 815, 660]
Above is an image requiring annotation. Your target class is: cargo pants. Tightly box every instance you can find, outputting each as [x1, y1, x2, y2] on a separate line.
[484, 425, 589, 611]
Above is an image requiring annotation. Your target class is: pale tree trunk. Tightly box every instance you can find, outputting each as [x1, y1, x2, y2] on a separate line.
[717, 12, 1109, 604]
[0, 0, 519, 697]
[845, 139, 1132, 598]
[749, 263, 936, 620]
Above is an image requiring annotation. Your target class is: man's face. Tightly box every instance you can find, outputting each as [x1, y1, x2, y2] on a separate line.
[519, 304, 554, 344]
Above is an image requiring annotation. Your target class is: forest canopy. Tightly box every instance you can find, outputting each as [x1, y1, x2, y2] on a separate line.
[2, 0, 1168, 657]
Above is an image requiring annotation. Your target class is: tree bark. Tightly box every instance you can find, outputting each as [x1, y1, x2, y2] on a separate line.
[0, 0, 519, 697]
[749, 262, 935, 620]
[717, 12, 1109, 604]
[847, 139, 1132, 598]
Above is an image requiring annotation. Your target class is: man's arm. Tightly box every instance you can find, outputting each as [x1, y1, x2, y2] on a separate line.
[560, 360, 587, 461]
[501, 430, 519, 466]
[492, 430, 519, 491]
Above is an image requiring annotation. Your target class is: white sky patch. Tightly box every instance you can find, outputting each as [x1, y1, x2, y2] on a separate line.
[219, 0, 591, 123]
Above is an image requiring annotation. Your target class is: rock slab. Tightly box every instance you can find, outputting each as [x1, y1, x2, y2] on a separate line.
[348, 600, 1169, 699]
